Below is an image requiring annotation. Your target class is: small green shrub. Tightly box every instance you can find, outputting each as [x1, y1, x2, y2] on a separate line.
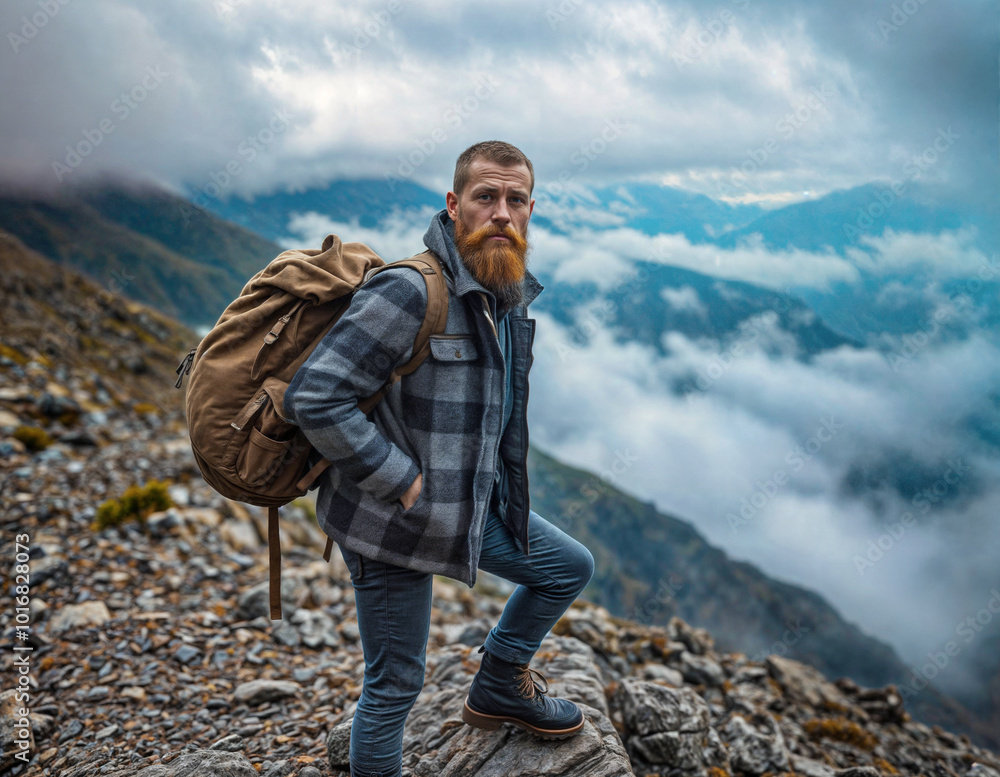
[13, 425, 53, 452]
[92, 479, 173, 531]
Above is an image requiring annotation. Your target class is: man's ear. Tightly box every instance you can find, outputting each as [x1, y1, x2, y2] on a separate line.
[445, 191, 459, 220]
[528, 198, 535, 219]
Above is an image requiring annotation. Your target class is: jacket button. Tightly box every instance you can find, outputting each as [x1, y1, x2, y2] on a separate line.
[454, 349, 462, 358]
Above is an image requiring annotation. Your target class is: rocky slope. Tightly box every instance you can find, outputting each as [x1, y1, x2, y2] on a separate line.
[0, 179, 282, 328]
[2, 230, 1000, 776]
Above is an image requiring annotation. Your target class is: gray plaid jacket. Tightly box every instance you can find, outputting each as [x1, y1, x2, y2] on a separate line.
[284, 210, 543, 585]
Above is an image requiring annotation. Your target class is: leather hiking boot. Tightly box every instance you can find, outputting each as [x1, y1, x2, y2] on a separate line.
[462, 648, 585, 739]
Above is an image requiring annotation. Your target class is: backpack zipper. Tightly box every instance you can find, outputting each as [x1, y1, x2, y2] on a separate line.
[174, 347, 196, 389]
[231, 391, 268, 430]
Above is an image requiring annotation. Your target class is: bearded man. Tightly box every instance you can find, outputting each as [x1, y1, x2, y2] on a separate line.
[284, 141, 594, 777]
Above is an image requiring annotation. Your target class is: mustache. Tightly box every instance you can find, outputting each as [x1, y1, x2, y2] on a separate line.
[463, 222, 528, 253]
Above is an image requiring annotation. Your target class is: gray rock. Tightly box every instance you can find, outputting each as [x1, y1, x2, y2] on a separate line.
[272, 619, 302, 647]
[148, 508, 183, 536]
[340, 622, 361, 642]
[615, 679, 728, 774]
[326, 719, 352, 770]
[209, 734, 245, 752]
[617, 679, 710, 735]
[174, 645, 201, 665]
[722, 713, 790, 774]
[46, 600, 112, 632]
[767, 654, 850, 709]
[640, 663, 684, 686]
[791, 754, 838, 777]
[261, 759, 293, 777]
[679, 651, 725, 687]
[628, 727, 724, 771]
[237, 578, 308, 621]
[290, 608, 341, 648]
[85, 685, 112, 700]
[668, 616, 713, 655]
[233, 679, 301, 706]
[407, 692, 632, 777]
[105, 749, 259, 776]
[96, 723, 120, 739]
[31, 554, 69, 585]
[455, 619, 492, 647]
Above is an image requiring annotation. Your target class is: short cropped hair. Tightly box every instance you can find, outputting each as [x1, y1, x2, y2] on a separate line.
[453, 141, 535, 196]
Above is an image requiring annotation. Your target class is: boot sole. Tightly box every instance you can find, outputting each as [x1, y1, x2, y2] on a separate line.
[461, 699, 585, 740]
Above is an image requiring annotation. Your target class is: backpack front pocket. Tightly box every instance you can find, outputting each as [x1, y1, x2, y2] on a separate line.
[224, 377, 299, 481]
[237, 426, 295, 487]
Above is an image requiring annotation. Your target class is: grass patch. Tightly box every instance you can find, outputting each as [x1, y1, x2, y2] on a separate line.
[13, 425, 53, 452]
[92, 479, 173, 532]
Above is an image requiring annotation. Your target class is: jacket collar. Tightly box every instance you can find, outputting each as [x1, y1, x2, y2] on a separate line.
[422, 209, 543, 314]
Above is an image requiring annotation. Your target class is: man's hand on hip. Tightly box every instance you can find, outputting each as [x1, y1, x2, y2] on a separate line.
[400, 472, 423, 511]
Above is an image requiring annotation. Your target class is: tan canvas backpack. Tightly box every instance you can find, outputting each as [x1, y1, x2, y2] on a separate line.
[174, 234, 449, 618]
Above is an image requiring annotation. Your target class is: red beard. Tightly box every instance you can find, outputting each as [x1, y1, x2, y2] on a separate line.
[453, 218, 529, 295]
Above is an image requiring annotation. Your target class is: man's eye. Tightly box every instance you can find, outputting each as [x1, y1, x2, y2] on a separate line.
[478, 193, 491, 201]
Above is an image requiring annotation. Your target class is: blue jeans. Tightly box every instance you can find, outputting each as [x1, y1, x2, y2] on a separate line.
[338, 508, 594, 777]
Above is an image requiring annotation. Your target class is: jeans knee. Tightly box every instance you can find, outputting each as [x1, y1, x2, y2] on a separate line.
[570, 543, 595, 595]
[363, 655, 425, 706]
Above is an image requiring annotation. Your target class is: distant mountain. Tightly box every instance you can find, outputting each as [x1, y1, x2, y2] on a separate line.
[534, 182, 765, 241]
[0, 178, 283, 329]
[527, 446, 997, 749]
[534, 259, 860, 366]
[713, 183, 974, 254]
[709, 183, 1000, 343]
[192, 176, 1000, 346]
[0, 177, 855, 362]
[195, 177, 765, 245]
[195, 177, 443, 244]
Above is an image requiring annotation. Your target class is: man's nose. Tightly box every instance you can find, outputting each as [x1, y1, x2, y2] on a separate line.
[491, 199, 511, 225]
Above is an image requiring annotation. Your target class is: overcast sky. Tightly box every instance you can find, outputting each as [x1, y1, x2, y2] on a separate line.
[2, 0, 996, 207]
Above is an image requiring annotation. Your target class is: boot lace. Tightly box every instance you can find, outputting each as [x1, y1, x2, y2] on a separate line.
[515, 665, 549, 700]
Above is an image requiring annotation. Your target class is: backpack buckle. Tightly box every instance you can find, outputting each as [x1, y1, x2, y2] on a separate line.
[263, 313, 292, 345]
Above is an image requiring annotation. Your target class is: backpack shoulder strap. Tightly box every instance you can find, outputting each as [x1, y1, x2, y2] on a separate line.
[356, 252, 449, 413]
[390, 251, 449, 375]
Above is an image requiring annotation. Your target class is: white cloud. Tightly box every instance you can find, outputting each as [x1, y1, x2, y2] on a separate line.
[529, 306, 1000, 663]
[660, 285, 707, 316]
[848, 227, 994, 279]
[281, 207, 435, 260]
[7, 0, 987, 206]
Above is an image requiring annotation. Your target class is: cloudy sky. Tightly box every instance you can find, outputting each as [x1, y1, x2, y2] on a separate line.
[1, 0, 996, 207]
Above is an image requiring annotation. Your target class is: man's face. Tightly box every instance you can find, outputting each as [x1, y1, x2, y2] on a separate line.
[445, 158, 535, 307]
